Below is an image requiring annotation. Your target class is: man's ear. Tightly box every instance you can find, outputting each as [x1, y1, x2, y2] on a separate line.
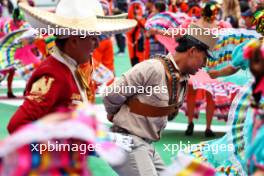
[188, 47, 196, 56]
[68, 37, 78, 49]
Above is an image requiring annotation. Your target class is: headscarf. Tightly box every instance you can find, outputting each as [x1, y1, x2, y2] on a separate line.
[128, 0, 145, 19]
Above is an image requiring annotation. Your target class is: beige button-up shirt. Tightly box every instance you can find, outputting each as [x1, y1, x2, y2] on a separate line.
[103, 54, 188, 141]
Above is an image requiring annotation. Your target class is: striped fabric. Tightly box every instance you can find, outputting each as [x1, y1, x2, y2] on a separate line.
[15, 63, 36, 80]
[0, 29, 28, 69]
[2, 19, 30, 34]
[184, 85, 252, 175]
[149, 36, 167, 56]
[207, 28, 262, 70]
[92, 62, 114, 85]
[162, 152, 217, 176]
[145, 12, 190, 31]
[180, 70, 240, 121]
[246, 95, 264, 175]
[0, 29, 55, 81]
[0, 37, 35, 80]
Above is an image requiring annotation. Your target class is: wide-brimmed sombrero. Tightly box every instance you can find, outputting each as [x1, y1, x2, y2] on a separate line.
[18, 0, 137, 36]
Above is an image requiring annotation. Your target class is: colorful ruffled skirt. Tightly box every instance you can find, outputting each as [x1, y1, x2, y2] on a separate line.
[184, 85, 253, 175]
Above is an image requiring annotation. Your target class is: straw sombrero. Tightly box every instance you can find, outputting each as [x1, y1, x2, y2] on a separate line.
[18, 0, 137, 36]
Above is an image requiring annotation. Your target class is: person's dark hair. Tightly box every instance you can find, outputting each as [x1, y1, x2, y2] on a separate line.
[154, 1, 166, 13]
[188, 0, 200, 9]
[239, 1, 249, 13]
[175, 35, 208, 53]
[202, 1, 217, 18]
[12, 8, 20, 20]
[55, 38, 69, 50]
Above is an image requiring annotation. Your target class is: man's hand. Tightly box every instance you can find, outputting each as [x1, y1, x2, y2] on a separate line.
[208, 70, 219, 79]
[108, 132, 134, 152]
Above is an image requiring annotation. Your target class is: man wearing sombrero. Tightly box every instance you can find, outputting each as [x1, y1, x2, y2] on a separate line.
[103, 24, 218, 176]
[7, 0, 136, 133]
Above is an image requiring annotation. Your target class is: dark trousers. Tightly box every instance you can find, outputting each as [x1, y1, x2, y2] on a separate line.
[115, 33, 126, 53]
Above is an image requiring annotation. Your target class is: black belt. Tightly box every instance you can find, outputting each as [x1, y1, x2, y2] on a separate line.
[111, 125, 153, 144]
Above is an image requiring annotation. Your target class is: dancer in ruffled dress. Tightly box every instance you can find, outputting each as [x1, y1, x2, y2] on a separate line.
[243, 39, 264, 176]
[180, 11, 264, 176]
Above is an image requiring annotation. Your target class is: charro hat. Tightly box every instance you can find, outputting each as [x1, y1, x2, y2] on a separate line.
[182, 24, 218, 59]
[18, 0, 137, 36]
[186, 24, 218, 50]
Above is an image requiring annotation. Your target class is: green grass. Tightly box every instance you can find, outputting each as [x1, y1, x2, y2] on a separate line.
[113, 47, 131, 77]
[0, 88, 24, 94]
[0, 103, 17, 139]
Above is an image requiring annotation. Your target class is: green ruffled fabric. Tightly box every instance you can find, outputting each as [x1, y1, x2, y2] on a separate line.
[187, 85, 253, 176]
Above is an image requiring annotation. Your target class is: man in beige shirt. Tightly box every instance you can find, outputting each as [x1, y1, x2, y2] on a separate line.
[103, 24, 217, 176]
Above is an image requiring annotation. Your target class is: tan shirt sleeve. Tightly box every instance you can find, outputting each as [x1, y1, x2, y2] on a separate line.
[103, 60, 163, 115]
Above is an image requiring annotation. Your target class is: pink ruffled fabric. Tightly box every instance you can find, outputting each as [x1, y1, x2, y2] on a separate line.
[14, 44, 41, 65]
[181, 70, 240, 121]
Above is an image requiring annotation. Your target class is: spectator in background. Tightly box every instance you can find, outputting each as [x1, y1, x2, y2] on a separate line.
[249, 0, 264, 12]
[222, 0, 241, 28]
[93, 0, 115, 73]
[145, 0, 155, 16]
[151, 0, 166, 15]
[168, 0, 188, 13]
[241, 9, 255, 29]
[126, 0, 147, 66]
[113, 0, 128, 56]
[146, 1, 167, 57]
[239, 0, 250, 13]
[187, 0, 202, 19]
